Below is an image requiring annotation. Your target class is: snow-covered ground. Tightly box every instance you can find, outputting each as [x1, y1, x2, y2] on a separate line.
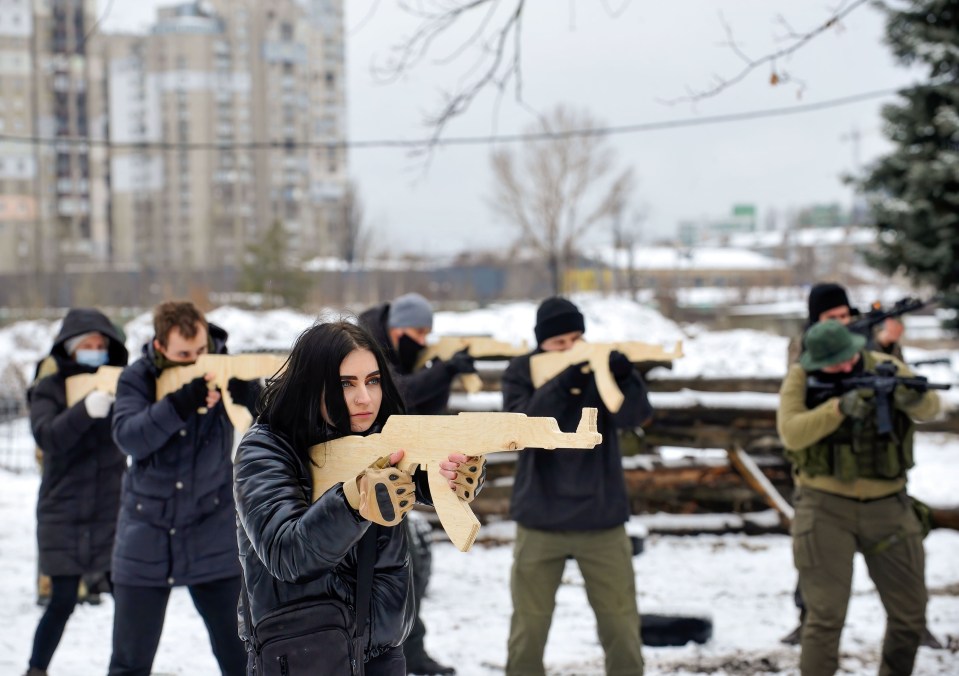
[1, 432, 958, 675]
[1, 295, 957, 674]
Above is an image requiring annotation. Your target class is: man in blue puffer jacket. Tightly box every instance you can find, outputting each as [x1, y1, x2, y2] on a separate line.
[108, 301, 250, 676]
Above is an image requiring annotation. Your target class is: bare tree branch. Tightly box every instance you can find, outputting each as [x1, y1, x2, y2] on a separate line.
[488, 106, 635, 293]
[372, 0, 528, 149]
[349, 0, 385, 36]
[597, 0, 633, 20]
[662, 0, 869, 105]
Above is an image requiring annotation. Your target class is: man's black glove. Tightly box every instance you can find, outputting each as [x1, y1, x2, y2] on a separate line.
[609, 350, 633, 381]
[168, 375, 210, 420]
[228, 377, 262, 414]
[558, 360, 591, 392]
[444, 348, 477, 376]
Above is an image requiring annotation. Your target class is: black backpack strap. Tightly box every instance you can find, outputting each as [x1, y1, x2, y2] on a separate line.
[240, 524, 378, 659]
[240, 570, 256, 651]
[354, 525, 378, 641]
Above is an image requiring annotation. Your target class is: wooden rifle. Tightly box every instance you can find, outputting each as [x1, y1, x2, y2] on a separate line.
[415, 335, 530, 393]
[309, 408, 602, 552]
[530, 340, 683, 413]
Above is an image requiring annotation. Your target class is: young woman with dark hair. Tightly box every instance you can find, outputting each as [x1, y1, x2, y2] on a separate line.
[234, 320, 474, 676]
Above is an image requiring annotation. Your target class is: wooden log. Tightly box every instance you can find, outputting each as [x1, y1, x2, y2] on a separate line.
[932, 508, 959, 531]
[465, 451, 795, 526]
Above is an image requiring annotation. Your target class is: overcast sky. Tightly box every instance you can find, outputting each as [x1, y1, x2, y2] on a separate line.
[101, 1, 921, 256]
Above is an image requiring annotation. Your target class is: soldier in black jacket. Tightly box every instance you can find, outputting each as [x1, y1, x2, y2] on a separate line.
[502, 297, 653, 676]
[108, 301, 250, 676]
[359, 293, 474, 675]
[234, 320, 478, 675]
[24, 309, 128, 676]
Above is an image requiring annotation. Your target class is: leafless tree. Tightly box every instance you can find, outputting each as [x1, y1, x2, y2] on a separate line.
[338, 181, 372, 266]
[488, 106, 634, 294]
[610, 206, 647, 300]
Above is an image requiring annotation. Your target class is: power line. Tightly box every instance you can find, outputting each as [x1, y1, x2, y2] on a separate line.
[0, 86, 905, 151]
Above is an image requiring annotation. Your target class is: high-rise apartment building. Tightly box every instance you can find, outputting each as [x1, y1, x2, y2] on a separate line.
[107, 0, 347, 272]
[0, 0, 109, 274]
[0, 0, 346, 276]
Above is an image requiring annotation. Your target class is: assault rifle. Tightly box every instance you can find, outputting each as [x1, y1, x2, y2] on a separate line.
[806, 361, 950, 435]
[847, 295, 939, 338]
[308, 408, 602, 552]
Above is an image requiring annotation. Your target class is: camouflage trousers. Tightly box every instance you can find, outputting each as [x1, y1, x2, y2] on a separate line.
[792, 487, 927, 676]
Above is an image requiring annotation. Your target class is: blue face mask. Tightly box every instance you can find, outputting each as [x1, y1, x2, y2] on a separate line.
[75, 349, 109, 368]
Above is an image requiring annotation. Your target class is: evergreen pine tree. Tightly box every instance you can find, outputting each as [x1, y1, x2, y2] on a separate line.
[858, 0, 959, 328]
[240, 220, 309, 309]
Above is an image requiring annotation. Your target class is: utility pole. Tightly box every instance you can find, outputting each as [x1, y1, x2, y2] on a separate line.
[840, 125, 862, 171]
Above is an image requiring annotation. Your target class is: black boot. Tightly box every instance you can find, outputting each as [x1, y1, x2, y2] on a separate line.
[780, 606, 805, 645]
[779, 623, 802, 645]
[921, 626, 945, 650]
[406, 653, 456, 675]
[24, 668, 48, 676]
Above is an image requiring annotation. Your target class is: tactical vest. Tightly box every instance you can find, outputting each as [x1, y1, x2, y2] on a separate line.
[790, 352, 915, 482]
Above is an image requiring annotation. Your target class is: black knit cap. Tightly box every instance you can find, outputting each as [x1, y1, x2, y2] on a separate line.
[807, 283, 851, 322]
[534, 296, 585, 345]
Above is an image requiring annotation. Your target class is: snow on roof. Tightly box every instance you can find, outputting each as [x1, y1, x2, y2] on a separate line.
[589, 246, 787, 271]
[724, 226, 879, 249]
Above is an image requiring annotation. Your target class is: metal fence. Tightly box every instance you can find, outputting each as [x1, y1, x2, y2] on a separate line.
[0, 398, 35, 474]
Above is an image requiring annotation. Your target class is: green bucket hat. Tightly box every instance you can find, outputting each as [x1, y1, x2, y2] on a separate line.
[800, 320, 866, 371]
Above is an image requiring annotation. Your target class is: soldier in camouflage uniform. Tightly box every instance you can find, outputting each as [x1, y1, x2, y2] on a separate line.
[777, 320, 940, 675]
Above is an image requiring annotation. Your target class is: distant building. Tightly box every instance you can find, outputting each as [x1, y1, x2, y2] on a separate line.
[723, 225, 882, 287]
[0, 0, 110, 274]
[677, 204, 757, 247]
[583, 244, 793, 292]
[106, 0, 346, 272]
[0, 0, 345, 276]
[794, 203, 848, 230]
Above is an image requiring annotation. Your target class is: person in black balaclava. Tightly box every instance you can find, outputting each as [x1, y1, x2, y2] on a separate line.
[359, 293, 477, 676]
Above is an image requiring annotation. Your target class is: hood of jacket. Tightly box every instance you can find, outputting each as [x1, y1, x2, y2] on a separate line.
[358, 304, 401, 369]
[50, 308, 129, 366]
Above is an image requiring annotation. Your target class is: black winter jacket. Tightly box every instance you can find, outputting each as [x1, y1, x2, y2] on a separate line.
[29, 309, 129, 576]
[358, 304, 453, 415]
[502, 349, 654, 531]
[110, 324, 240, 587]
[234, 424, 422, 661]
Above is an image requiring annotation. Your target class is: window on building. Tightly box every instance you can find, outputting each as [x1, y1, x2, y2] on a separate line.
[56, 153, 70, 177]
